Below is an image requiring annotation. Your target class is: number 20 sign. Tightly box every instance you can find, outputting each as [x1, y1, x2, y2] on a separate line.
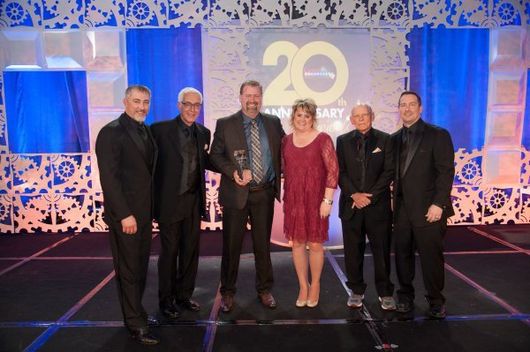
[263, 41, 349, 106]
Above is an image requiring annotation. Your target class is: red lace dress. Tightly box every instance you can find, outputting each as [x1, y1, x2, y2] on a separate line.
[282, 132, 339, 243]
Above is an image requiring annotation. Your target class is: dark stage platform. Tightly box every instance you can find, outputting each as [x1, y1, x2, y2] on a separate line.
[1, 225, 529, 351]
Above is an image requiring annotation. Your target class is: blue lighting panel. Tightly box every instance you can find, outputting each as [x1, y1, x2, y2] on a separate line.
[4, 70, 90, 153]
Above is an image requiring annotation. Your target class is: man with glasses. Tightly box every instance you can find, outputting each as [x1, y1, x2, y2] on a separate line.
[151, 87, 211, 319]
[392, 91, 455, 319]
[336, 104, 395, 311]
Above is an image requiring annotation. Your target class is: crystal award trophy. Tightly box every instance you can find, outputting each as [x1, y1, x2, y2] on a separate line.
[233, 149, 248, 178]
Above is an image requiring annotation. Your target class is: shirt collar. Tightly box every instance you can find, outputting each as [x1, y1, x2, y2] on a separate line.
[123, 113, 144, 128]
[354, 128, 371, 140]
[177, 115, 195, 131]
[403, 118, 423, 134]
[242, 113, 261, 125]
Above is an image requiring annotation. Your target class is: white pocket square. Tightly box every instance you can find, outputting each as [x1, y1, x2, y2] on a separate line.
[372, 147, 382, 153]
[204, 144, 209, 150]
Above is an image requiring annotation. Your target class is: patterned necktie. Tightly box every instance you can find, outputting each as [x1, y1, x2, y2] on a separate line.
[250, 119, 264, 184]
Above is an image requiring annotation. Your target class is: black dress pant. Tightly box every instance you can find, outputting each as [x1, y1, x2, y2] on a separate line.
[108, 221, 152, 330]
[220, 187, 275, 296]
[393, 203, 446, 306]
[157, 192, 201, 307]
[342, 208, 394, 297]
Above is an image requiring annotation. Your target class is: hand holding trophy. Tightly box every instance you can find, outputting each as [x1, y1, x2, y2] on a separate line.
[233, 150, 252, 186]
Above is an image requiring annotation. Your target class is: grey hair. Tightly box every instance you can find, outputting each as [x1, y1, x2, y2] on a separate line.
[125, 85, 151, 98]
[352, 103, 374, 117]
[178, 87, 203, 103]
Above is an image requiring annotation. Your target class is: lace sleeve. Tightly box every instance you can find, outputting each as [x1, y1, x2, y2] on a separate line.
[321, 133, 339, 189]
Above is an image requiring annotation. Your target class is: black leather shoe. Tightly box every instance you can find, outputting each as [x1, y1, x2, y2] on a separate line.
[178, 299, 201, 312]
[220, 294, 234, 313]
[396, 301, 413, 313]
[428, 304, 446, 319]
[130, 328, 159, 345]
[258, 292, 277, 309]
[147, 315, 159, 326]
[160, 304, 181, 319]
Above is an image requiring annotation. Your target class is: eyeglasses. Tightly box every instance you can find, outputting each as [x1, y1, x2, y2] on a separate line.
[181, 101, 202, 110]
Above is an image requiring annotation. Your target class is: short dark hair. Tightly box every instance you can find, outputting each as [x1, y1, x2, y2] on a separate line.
[125, 85, 151, 98]
[399, 90, 422, 106]
[240, 80, 263, 95]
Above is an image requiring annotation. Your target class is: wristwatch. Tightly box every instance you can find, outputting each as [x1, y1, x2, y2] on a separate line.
[322, 198, 333, 205]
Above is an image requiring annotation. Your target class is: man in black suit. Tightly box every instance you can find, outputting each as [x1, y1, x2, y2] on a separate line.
[392, 91, 455, 319]
[151, 87, 211, 319]
[210, 80, 285, 313]
[337, 104, 395, 311]
[95, 85, 159, 345]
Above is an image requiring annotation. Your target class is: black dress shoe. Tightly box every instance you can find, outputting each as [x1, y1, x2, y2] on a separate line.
[396, 301, 413, 313]
[160, 304, 181, 319]
[147, 315, 159, 326]
[258, 292, 277, 309]
[178, 299, 201, 312]
[130, 328, 159, 345]
[220, 294, 234, 313]
[428, 304, 446, 319]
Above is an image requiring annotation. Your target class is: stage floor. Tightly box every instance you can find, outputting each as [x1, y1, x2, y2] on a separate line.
[1, 225, 529, 351]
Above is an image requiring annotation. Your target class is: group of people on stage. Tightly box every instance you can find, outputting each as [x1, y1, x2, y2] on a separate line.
[95, 80, 455, 345]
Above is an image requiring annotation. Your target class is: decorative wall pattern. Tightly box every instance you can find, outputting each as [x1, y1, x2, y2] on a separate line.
[0, 0, 529, 233]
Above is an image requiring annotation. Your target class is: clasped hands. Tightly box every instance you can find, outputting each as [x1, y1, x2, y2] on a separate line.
[351, 193, 372, 209]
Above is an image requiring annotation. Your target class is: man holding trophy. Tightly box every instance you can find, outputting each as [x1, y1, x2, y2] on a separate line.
[210, 80, 285, 313]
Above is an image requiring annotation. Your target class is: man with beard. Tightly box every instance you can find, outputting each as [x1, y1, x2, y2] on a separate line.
[96, 85, 159, 344]
[210, 80, 285, 313]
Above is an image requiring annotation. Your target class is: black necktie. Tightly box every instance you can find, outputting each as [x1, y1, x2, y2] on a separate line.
[357, 134, 367, 161]
[137, 123, 153, 168]
[399, 128, 410, 178]
[138, 123, 148, 141]
[357, 134, 367, 190]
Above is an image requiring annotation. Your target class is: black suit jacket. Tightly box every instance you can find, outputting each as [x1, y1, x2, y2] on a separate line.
[392, 119, 455, 227]
[210, 111, 285, 209]
[336, 128, 394, 220]
[95, 113, 158, 226]
[151, 116, 211, 223]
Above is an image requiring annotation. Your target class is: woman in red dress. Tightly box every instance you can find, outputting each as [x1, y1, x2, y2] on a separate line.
[282, 98, 339, 307]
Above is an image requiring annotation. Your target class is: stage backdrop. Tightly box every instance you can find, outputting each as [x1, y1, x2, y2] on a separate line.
[0, 1, 529, 246]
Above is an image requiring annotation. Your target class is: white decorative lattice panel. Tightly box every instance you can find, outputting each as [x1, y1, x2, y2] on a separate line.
[0, 194, 13, 232]
[519, 186, 530, 223]
[13, 193, 94, 232]
[84, 0, 126, 27]
[454, 148, 483, 186]
[450, 186, 483, 225]
[92, 190, 107, 231]
[202, 171, 222, 230]
[11, 155, 52, 194]
[125, 0, 167, 27]
[482, 187, 520, 225]
[50, 154, 92, 193]
[0, 108, 7, 154]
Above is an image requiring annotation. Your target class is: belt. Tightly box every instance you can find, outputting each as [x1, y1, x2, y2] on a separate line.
[249, 182, 273, 192]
